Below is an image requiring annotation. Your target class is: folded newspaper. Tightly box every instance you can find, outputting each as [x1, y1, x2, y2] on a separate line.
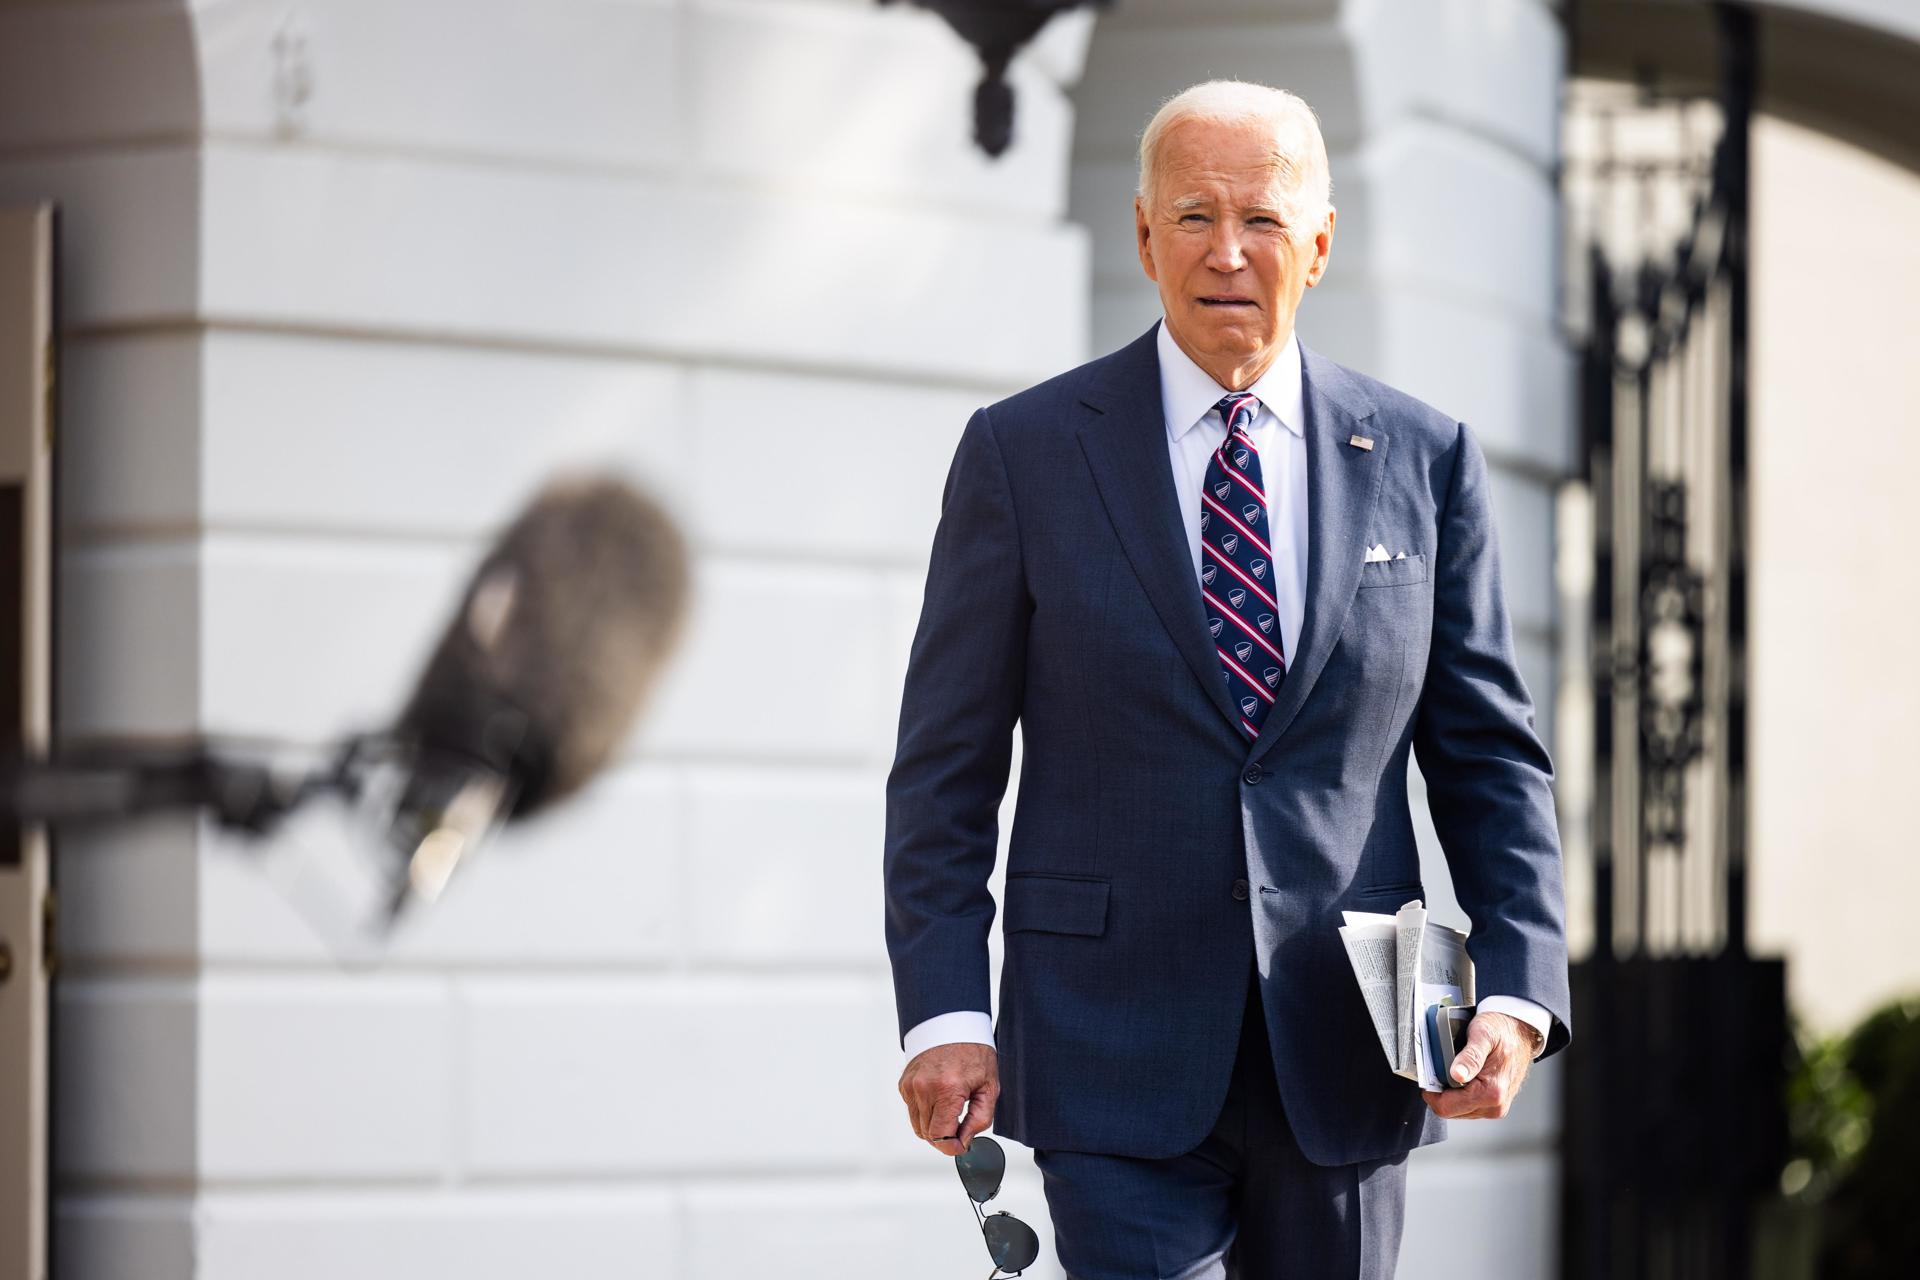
[1338, 899, 1476, 1090]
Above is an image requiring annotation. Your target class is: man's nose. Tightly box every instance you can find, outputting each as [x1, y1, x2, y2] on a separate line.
[1205, 223, 1246, 271]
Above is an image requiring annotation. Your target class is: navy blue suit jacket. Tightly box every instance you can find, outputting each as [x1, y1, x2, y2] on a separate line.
[883, 321, 1571, 1167]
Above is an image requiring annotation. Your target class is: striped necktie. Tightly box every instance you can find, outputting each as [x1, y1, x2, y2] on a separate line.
[1199, 392, 1287, 739]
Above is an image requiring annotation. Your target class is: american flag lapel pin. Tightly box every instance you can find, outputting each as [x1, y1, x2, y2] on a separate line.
[1348, 434, 1374, 451]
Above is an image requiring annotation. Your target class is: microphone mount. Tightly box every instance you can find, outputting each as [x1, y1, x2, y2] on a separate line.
[0, 734, 519, 933]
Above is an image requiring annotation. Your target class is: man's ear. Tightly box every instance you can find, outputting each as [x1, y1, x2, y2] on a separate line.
[1136, 196, 1158, 283]
[1306, 206, 1336, 288]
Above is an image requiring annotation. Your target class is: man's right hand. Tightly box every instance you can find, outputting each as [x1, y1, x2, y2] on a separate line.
[898, 1042, 999, 1156]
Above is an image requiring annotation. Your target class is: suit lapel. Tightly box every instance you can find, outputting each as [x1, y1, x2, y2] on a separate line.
[1244, 344, 1385, 768]
[1076, 327, 1388, 753]
[1077, 323, 1246, 734]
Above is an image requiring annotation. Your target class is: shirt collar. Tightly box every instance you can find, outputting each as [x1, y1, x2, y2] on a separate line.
[1156, 318, 1305, 443]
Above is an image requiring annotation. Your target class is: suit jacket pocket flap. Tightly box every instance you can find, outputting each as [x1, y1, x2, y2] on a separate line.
[1358, 553, 1428, 586]
[1354, 879, 1425, 906]
[1003, 874, 1110, 937]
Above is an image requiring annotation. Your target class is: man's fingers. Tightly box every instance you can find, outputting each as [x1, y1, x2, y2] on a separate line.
[957, 1081, 999, 1149]
[904, 1073, 942, 1140]
[907, 1077, 974, 1147]
[1448, 1019, 1500, 1085]
[928, 1092, 968, 1142]
[897, 1043, 1000, 1152]
[1423, 1089, 1493, 1120]
[1422, 1066, 1511, 1119]
[1420, 1013, 1541, 1119]
[1459, 1074, 1503, 1114]
[911, 1082, 961, 1143]
[929, 1102, 978, 1156]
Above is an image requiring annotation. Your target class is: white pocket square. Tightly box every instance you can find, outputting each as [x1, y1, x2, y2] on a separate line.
[1364, 543, 1409, 563]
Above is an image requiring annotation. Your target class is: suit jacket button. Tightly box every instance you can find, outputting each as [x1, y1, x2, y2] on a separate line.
[1232, 878, 1250, 901]
[1242, 766, 1264, 785]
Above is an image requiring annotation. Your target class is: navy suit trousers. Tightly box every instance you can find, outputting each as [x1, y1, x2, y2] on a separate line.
[1034, 963, 1409, 1280]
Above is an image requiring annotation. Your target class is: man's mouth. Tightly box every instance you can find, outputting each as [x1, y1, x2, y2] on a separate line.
[1198, 296, 1258, 308]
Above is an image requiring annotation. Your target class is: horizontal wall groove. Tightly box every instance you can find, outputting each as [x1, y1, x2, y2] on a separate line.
[60, 317, 1033, 402]
[60, 525, 936, 574]
[0, 133, 201, 164]
[55, 958, 892, 981]
[55, 1167, 969, 1198]
[199, 132, 1073, 231]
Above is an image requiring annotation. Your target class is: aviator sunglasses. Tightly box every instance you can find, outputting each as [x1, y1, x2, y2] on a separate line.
[953, 1135, 1042, 1277]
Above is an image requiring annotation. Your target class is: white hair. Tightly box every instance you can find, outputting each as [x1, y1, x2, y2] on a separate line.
[1137, 80, 1333, 237]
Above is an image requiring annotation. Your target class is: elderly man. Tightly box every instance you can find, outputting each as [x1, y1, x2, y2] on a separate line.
[883, 80, 1569, 1279]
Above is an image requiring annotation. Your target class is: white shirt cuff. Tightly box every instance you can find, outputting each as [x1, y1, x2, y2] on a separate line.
[902, 1010, 995, 1061]
[1477, 995, 1552, 1059]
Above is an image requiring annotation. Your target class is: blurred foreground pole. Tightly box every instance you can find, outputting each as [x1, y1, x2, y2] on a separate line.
[0, 202, 54, 1280]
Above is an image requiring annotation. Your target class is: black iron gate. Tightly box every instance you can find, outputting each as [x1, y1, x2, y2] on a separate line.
[1561, 6, 1790, 1278]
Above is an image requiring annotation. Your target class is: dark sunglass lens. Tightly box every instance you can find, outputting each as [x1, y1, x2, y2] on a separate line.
[954, 1134, 1007, 1203]
[983, 1212, 1041, 1271]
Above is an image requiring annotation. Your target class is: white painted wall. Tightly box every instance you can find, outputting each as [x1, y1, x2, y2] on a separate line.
[1748, 112, 1920, 1035]
[1, 1, 1091, 1275]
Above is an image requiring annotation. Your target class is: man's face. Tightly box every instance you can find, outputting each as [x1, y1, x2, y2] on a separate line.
[1135, 115, 1334, 386]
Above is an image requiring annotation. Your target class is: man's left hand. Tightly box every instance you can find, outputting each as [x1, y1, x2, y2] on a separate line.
[1420, 1010, 1539, 1120]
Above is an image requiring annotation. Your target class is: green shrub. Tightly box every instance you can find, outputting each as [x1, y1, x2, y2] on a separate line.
[1782, 996, 1920, 1278]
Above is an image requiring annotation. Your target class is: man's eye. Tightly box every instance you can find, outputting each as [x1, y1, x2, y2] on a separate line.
[1180, 213, 1209, 223]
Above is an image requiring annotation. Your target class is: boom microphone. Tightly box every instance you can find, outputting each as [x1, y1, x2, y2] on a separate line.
[389, 471, 692, 821]
[0, 469, 693, 944]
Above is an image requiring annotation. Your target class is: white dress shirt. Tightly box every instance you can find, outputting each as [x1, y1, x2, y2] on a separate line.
[902, 321, 1549, 1064]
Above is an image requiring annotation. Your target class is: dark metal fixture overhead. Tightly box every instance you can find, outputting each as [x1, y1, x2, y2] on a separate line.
[880, 0, 1111, 157]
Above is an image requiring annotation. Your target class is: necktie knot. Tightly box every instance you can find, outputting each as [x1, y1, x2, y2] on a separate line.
[1214, 393, 1260, 435]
